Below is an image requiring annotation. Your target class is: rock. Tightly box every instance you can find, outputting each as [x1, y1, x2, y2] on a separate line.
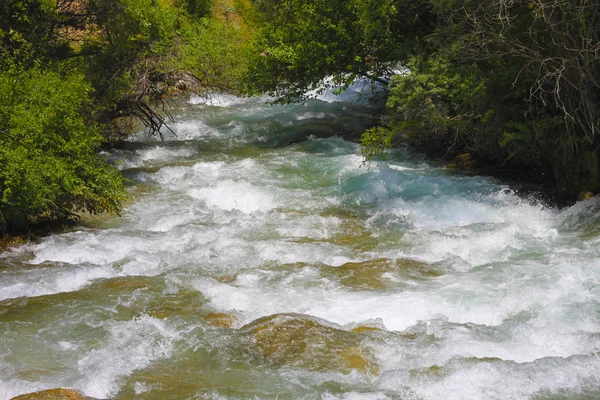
[145, 286, 205, 319]
[339, 347, 376, 374]
[147, 310, 174, 319]
[204, 312, 239, 328]
[578, 190, 594, 200]
[326, 258, 441, 290]
[102, 276, 149, 290]
[241, 313, 379, 375]
[447, 153, 477, 170]
[10, 388, 90, 400]
[352, 325, 381, 333]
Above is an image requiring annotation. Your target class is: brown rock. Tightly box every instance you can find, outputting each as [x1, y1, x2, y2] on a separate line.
[352, 325, 381, 333]
[204, 312, 239, 328]
[447, 153, 477, 170]
[241, 313, 379, 375]
[10, 388, 89, 400]
[579, 190, 594, 200]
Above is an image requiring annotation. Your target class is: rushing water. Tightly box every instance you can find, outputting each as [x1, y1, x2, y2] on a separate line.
[2, 86, 600, 400]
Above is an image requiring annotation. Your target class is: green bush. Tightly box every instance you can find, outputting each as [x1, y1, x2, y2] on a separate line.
[0, 66, 125, 232]
[177, 0, 212, 18]
[175, 17, 250, 94]
[0, 0, 254, 234]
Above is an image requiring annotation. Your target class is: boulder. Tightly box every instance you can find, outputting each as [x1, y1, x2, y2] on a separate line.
[240, 313, 379, 375]
[10, 388, 91, 400]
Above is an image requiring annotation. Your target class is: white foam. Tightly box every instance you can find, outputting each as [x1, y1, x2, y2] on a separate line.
[170, 119, 221, 140]
[187, 93, 249, 107]
[114, 146, 196, 170]
[275, 215, 341, 239]
[381, 355, 600, 400]
[188, 180, 276, 214]
[2, 98, 600, 399]
[311, 76, 385, 104]
[0, 265, 115, 301]
[322, 393, 391, 400]
[75, 316, 178, 398]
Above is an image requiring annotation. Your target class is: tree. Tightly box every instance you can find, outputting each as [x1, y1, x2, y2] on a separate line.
[0, 0, 252, 233]
[245, 0, 433, 103]
[370, 0, 600, 195]
[247, 0, 600, 197]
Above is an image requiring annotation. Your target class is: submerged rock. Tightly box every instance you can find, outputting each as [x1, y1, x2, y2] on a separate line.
[10, 388, 92, 400]
[204, 312, 240, 328]
[352, 325, 382, 333]
[326, 257, 441, 290]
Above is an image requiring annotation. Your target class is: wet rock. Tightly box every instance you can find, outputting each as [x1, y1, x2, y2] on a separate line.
[0, 234, 29, 252]
[102, 276, 150, 291]
[409, 364, 445, 379]
[145, 286, 206, 319]
[240, 313, 379, 375]
[218, 273, 238, 283]
[352, 325, 381, 333]
[10, 388, 92, 400]
[330, 229, 379, 251]
[447, 152, 477, 170]
[327, 258, 441, 290]
[323, 210, 379, 251]
[147, 310, 174, 319]
[579, 190, 594, 200]
[204, 312, 239, 328]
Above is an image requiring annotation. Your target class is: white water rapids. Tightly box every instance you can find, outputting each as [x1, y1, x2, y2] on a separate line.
[1, 88, 600, 399]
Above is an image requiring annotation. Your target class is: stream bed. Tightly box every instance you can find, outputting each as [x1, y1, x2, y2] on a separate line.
[1, 88, 600, 399]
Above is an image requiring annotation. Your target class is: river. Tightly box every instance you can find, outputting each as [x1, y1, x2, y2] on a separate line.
[1, 86, 600, 399]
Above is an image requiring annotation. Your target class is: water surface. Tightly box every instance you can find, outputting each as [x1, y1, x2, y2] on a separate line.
[1, 88, 600, 399]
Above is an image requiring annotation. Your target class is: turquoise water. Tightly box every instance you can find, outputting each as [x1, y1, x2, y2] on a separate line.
[1, 88, 600, 399]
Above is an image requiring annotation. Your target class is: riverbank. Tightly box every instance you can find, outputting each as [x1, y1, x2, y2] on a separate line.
[0, 0, 251, 237]
[0, 97, 577, 251]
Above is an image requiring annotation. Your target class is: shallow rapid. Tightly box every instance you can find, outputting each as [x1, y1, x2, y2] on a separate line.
[1, 87, 600, 400]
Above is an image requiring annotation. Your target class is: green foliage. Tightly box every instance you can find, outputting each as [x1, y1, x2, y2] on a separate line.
[0, 0, 68, 63]
[177, 0, 212, 18]
[0, 0, 252, 233]
[81, 0, 249, 135]
[247, 0, 600, 197]
[379, 55, 505, 161]
[82, 0, 182, 109]
[176, 18, 250, 93]
[246, 0, 432, 103]
[0, 66, 125, 232]
[360, 127, 396, 160]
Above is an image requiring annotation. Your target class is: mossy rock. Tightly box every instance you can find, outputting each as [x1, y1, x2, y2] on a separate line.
[102, 277, 151, 291]
[328, 229, 379, 252]
[144, 287, 205, 320]
[240, 313, 379, 375]
[352, 325, 382, 333]
[10, 388, 91, 400]
[325, 211, 379, 251]
[409, 364, 445, 379]
[0, 234, 29, 252]
[447, 153, 477, 170]
[324, 258, 441, 290]
[204, 312, 239, 328]
[578, 191, 595, 200]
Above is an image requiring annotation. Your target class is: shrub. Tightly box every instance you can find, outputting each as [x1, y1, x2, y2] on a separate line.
[0, 65, 125, 232]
